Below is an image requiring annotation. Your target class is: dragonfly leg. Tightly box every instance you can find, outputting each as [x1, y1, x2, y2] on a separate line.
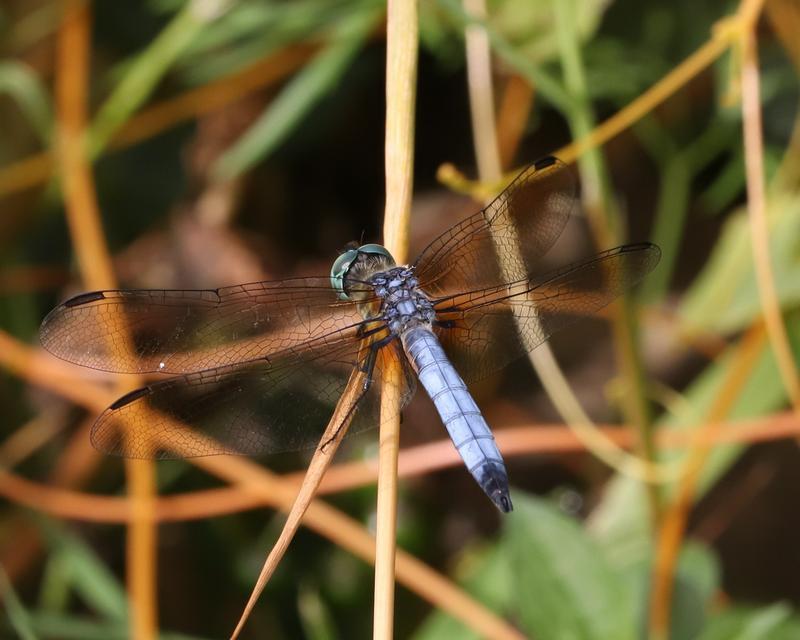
[320, 338, 387, 452]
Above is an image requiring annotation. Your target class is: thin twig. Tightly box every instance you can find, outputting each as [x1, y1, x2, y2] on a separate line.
[55, 3, 157, 638]
[741, 17, 800, 409]
[647, 1, 769, 636]
[228, 370, 366, 640]
[437, 9, 745, 199]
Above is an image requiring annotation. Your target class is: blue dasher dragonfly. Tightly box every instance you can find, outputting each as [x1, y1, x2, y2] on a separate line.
[40, 157, 659, 513]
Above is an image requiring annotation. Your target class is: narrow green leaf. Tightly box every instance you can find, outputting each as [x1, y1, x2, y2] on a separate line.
[0, 564, 40, 640]
[434, 0, 572, 113]
[697, 604, 800, 640]
[214, 3, 382, 179]
[0, 60, 53, 143]
[680, 193, 800, 333]
[298, 581, 338, 640]
[26, 612, 213, 640]
[37, 552, 71, 613]
[37, 521, 128, 622]
[90, 0, 232, 155]
[504, 493, 636, 640]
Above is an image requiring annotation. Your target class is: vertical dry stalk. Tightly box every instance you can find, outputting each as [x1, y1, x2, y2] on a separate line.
[463, 0, 676, 485]
[648, 1, 772, 637]
[375, 0, 418, 637]
[55, 2, 157, 638]
[741, 23, 800, 409]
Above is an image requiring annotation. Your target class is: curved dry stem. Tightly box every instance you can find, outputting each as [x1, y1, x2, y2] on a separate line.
[55, 3, 157, 637]
[0, 44, 315, 200]
[2, 331, 523, 637]
[4, 413, 800, 525]
[462, 0, 679, 488]
[648, 1, 772, 636]
[741, 22, 800, 408]
[648, 326, 766, 639]
[229, 369, 366, 640]
[438, 8, 743, 199]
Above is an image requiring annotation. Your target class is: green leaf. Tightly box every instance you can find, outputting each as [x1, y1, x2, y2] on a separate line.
[412, 542, 513, 640]
[697, 604, 800, 640]
[298, 581, 338, 640]
[26, 612, 215, 640]
[503, 493, 636, 640]
[214, 2, 381, 179]
[679, 193, 800, 334]
[590, 311, 800, 558]
[0, 564, 39, 640]
[0, 60, 53, 143]
[90, 0, 233, 155]
[488, 0, 611, 66]
[614, 541, 720, 640]
[37, 522, 128, 622]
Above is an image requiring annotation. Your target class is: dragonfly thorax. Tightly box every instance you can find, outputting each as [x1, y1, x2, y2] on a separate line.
[371, 267, 435, 335]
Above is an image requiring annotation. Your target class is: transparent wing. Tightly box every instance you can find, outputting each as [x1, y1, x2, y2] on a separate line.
[40, 277, 376, 374]
[431, 243, 661, 383]
[90, 329, 416, 459]
[413, 157, 576, 297]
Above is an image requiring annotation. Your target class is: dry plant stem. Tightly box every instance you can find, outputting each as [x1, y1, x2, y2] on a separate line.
[55, 3, 156, 638]
[438, 6, 750, 199]
[5, 412, 800, 524]
[649, 2, 770, 636]
[496, 75, 534, 169]
[742, 26, 800, 408]
[0, 44, 315, 199]
[0, 414, 64, 467]
[229, 372, 365, 640]
[0, 331, 522, 640]
[648, 326, 766, 639]
[376, 1, 417, 637]
[463, 0, 680, 489]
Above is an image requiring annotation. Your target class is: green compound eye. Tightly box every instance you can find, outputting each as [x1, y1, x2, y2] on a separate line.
[330, 244, 395, 300]
[330, 249, 359, 300]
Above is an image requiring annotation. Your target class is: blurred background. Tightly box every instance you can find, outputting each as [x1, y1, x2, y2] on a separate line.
[1, 0, 800, 638]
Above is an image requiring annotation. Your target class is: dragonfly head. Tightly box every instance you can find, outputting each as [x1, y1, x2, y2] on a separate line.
[331, 243, 396, 300]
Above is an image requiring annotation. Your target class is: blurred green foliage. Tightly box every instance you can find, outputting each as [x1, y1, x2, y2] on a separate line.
[1, 0, 800, 638]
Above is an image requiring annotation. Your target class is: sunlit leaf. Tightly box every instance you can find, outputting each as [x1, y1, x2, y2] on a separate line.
[504, 493, 636, 640]
[697, 603, 800, 640]
[679, 193, 800, 333]
[0, 60, 52, 143]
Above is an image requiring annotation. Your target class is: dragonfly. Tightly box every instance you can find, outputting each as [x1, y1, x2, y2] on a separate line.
[40, 157, 659, 513]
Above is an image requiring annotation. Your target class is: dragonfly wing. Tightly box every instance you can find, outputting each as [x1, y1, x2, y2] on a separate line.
[431, 243, 661, 383]
[40, 277, 375, 374]
[91, 331, 416, 459]
[413, 157, 576, 297]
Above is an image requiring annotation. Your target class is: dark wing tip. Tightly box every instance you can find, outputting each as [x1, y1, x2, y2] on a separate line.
[63, 291, 107, 308]
[533, 155, 558, 170]
[109, 386, 152, 410]
[620, 242, 662, 273]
